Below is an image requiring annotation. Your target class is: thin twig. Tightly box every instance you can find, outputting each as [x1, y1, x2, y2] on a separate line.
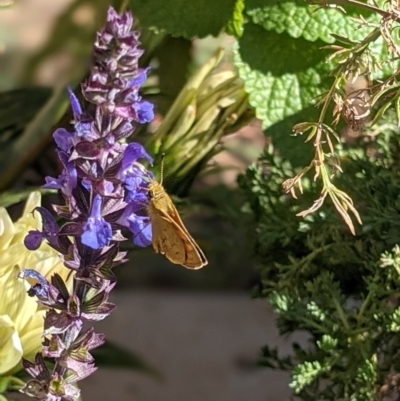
[318, 0, 391, 17]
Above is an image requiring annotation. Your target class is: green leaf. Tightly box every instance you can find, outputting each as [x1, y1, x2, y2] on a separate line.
[290, 360, 324, 393]
[264, 107, 316, 167]
[130, 0, 237, 38]
[92, 340, 161, 379]
[226, 0, 245, 38]
[0, 376, 25, 395]
[0, 87, 52, 142]
[316, 334, 338, 352]
[234, 22, 332, 129]
[0, 189, 55, 208]
[245, 0, 381, 43]
[0, 86, 69, 191]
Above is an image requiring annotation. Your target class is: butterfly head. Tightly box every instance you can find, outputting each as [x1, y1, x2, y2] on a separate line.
[147, 180, 165, 200]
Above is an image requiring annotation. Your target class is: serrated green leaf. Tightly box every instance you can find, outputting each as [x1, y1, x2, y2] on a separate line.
[234, 22, 332, 129]
[130, 0, 237, 38]
[245, 0, 390, 79]
[245, 0, 381, 43]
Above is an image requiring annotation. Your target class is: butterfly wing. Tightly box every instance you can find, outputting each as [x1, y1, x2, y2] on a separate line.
[149, 207, 186, 265]
[148, 197, 207, 269]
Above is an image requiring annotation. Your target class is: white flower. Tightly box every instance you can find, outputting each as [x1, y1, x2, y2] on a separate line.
[0, 192, 72, 375]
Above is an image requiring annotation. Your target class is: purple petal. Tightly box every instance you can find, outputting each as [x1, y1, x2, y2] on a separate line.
[36, 207, 60, 235]
[26, 207, 62, 249]
[81, 195, 112, 249]
[82, 178, 92, 191]
[122, 142, 153, 169]
[75, 117, 95, 140]
[18, 269, 50, 299]
[53, 128, 74, 152]
[43, 152, 77, 196]
[129, 69, 149, 88]
[129, 215, 152, 247]
[81, 218, 112, 249]
[43, 175, 63, 191]
[24, 230, 46, 250]
[134, 101, 154, 123]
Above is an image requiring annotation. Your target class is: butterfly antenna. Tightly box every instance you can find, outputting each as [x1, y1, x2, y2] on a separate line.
[160, 153, 166, 185]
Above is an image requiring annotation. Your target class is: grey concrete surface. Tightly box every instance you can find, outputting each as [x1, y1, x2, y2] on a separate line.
[80, 291, 300, 401]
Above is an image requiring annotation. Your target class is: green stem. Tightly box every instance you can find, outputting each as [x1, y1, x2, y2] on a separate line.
[332, 297, 350, 330]
[358, 291, 372, 319]
[301, 317, 330, 334]
[318, 76, 341, 124]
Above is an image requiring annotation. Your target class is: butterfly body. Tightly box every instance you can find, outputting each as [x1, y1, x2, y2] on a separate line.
[147, 180, 208, 269]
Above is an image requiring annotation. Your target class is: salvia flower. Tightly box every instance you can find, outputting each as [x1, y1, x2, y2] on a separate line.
[0, 192, 72, 377]
[18, 7, 154, 400]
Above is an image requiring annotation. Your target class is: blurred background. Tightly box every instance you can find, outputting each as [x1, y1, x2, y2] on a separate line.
[0, 1, 298, 400]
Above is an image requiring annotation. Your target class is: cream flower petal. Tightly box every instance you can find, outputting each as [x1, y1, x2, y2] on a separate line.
[0, 264, 38, 330]
[0, 207, 15, 252]
[34, 254, 71, 285]
[0, 243, 33, 275]
[0, 315, 23, 375]
[21, 192, 42, 226]
[1, 243, 59, 278]
[11, 192, 42, 245]
[19, 310, 45, 362]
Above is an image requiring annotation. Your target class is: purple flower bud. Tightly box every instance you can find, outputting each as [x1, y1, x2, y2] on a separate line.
[67, 86, 83, 119]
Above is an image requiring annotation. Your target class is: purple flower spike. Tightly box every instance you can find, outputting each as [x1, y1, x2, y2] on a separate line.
[20, 7, 155, 401]
[82, 195, 112, 249]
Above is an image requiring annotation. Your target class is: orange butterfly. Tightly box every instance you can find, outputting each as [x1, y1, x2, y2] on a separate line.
[147, 157, 207, 269]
